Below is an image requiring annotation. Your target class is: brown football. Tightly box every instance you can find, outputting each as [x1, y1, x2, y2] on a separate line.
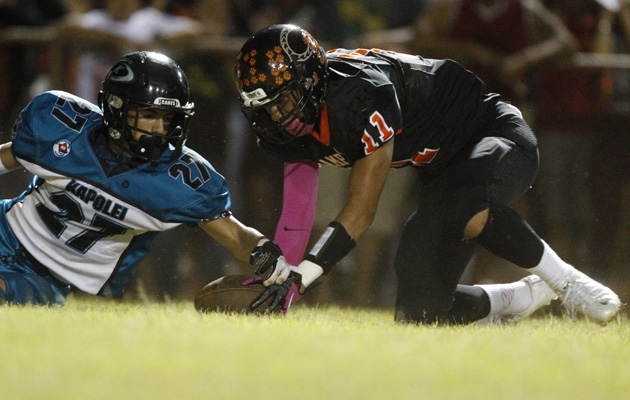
[194, 275, 267, 314]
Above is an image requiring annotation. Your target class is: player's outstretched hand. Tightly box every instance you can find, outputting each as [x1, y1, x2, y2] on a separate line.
[250, 239, 292, 286]
[248, 272, 303, 314]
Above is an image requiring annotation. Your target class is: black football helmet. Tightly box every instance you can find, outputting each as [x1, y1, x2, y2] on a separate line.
[99, 51, 195, 164]
[234, 24, 328, 144]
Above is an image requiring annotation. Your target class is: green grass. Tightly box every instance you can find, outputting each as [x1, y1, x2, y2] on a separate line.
[1, 297, 628, 400]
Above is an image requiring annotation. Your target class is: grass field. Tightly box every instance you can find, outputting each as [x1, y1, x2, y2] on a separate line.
[1, 297, 628, 400]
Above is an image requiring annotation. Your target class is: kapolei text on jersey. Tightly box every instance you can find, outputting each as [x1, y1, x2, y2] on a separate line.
[65, 179, 129, 221]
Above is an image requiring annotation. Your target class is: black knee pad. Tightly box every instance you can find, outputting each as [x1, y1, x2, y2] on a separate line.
[473, 204, 544, 269]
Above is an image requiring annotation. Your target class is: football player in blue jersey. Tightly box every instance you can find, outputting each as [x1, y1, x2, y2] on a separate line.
[0, 51, 291, 306]
[234, 24, 621, 325]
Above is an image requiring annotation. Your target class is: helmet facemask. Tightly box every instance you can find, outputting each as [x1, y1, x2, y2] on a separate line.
[241, 77, 317, 144]
[103, 93, 193, 165]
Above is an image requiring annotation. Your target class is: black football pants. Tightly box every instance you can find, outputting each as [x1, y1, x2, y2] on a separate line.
[394, 115, 539, 324]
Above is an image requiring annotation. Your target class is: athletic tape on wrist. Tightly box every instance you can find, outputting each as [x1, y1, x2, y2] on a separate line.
[296, 260, 323, 287]
[304, 221, 356, 274]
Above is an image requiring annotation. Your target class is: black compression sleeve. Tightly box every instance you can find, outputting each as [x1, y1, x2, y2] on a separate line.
[304, 221, 356, 274]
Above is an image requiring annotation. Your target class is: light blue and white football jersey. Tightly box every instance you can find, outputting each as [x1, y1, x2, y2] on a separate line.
[5, 91, 231, 295]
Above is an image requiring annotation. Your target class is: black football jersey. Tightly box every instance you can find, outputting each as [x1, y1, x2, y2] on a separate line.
[258, 48, 502, 172]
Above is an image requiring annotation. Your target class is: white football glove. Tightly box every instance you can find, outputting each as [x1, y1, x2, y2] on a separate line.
[263, 255, 293, 286]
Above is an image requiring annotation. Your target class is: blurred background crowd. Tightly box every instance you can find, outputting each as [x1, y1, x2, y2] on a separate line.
[2, 0, 630, 309]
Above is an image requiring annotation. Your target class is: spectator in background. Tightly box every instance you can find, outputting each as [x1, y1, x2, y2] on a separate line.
[0, 0, 72, 219]
[411, 0, 577, 104]
[0, 0, 66, 26]
[387, 0, 432, 29]
[534, 0, 622, 275]
[0, 0, 67, 138]
[167, 0, 232, 35]
[228, 0, 344, 42]
[576, 0, 630, 286]
[57, 0, 202, 103]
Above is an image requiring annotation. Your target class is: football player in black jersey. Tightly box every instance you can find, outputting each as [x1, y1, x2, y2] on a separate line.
[234, 24, 620, 325]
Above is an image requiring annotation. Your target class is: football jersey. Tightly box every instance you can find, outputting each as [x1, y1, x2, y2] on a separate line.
[6, 91, 231, 295]
[259, 48, 502, 171]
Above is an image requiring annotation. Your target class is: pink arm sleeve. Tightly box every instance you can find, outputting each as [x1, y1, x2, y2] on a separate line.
[273, 161, 319, 264]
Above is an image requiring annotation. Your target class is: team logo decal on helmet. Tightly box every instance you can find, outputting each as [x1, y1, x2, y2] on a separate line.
[280, 27, 321, 63]
[108, 62, 135, 82]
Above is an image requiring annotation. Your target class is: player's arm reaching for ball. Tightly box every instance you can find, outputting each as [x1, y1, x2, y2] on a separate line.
[251, 140, 394, 312]
[299, 140, 393, 286]
[199, 216, 292, 286]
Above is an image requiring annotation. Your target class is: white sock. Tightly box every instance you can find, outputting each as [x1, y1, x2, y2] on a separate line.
[528, 241, 574, 291]
[476, 280, 532, 316]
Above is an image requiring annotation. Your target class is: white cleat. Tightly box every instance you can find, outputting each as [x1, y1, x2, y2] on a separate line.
[555, 269, 621, 325]
[506, 275, 558, 323]
[478, 275, 558, 325]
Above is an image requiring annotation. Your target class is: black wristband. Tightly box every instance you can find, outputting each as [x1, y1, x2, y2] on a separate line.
[304, 221, 356, 274]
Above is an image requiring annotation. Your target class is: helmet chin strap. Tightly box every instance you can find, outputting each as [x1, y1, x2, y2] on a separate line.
[133, 134, 167, 166]
[108, 127, 166, 165]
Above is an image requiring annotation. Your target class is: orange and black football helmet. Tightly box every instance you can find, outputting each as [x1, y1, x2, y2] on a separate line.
[234, 24, 328, 143]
